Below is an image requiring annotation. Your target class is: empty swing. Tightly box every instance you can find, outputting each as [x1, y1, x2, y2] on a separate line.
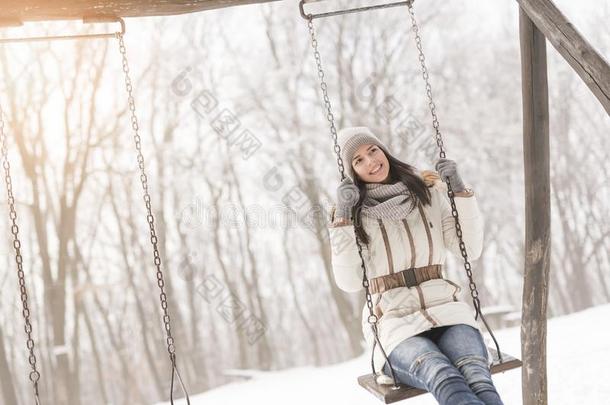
[0, 18, 190, 404]
[299, 1, 522, 402]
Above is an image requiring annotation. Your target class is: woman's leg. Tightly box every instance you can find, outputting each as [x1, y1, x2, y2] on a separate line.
[435, 324, 504, 405]
[383, 333, 485, 405]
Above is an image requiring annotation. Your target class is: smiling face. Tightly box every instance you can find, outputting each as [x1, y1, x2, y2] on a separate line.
[351, 143, 391, 183]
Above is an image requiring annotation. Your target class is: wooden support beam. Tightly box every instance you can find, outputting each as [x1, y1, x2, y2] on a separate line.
[0, 0, 282, 24]
[517, 0, 610, 116]
[519, 7, 551, 405]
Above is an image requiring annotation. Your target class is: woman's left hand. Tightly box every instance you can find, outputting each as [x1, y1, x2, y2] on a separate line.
[435, 158, 466, 193]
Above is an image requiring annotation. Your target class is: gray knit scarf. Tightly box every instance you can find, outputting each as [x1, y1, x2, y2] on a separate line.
[361, 181, 416, 220]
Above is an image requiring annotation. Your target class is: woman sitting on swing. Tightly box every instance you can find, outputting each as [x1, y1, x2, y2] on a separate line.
[328, 126, 504, 405]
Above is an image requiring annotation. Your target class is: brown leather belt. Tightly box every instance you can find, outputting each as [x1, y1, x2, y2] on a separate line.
[369, 264, 443, 294]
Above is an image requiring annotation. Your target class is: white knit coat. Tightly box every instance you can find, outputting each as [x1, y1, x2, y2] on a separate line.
[328, 180, 485, 373]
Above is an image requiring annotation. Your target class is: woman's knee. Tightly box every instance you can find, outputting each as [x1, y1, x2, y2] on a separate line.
[411, 352, 465, 389]
[387, 336, 440, 371]
[454, 355, 495, 394]
[437, 324, 489, 362]
[384, 350, 440, 390]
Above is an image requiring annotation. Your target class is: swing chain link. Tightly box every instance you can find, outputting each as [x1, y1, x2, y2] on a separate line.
[116, 33, 193, 399]
[306, 18, 346, 180]
[447, 187, 480, 304]
[305, 16, 401, 388]
[407, 3, 446, 160]
[0, 104, 42, 402]
[116, 32, 176, 359]
[407, 3, 503, 362]
[407, 1, 482, 309]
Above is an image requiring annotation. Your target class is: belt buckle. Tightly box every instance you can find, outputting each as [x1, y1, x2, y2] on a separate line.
[403, 267, 417, 287]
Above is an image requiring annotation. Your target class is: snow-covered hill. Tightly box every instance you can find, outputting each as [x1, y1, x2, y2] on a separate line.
[158, 304, 610, 405]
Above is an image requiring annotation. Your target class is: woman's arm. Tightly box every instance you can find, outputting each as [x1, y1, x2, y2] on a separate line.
[327, 205, 366, 292]
[436, 185, 484, 260]
[423, 168, 483, 258]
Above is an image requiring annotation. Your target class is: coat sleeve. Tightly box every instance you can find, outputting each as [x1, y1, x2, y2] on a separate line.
[435, 185, 484, 260]
[327, 207, 366, 293]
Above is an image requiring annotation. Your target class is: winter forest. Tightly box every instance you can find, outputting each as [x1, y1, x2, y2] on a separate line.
[0, 0, 608, 404]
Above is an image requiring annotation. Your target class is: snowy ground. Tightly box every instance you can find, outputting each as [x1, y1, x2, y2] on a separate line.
[158, 304, 610, 405]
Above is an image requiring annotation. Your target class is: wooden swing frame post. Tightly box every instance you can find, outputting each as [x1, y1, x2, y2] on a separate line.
[518, 0, 609, 403]
[517, 0, 610, 115]
[519, 8, 551, 405]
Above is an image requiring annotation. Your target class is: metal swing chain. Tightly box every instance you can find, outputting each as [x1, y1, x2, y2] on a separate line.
[306, 19, 346, 179]
[0, 105, 42, 404]
[115, 33, 191, 404]
[305, 18, 401, 388]
[406, 2, 503, 362]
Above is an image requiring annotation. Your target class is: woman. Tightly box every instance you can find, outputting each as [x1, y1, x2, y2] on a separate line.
[328, 127, 503, 405]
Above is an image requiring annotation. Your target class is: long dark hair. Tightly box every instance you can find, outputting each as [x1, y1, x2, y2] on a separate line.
[352, 154, 431, 245]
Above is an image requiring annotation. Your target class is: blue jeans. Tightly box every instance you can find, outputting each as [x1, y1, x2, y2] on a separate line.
[382, 324, 503, 405]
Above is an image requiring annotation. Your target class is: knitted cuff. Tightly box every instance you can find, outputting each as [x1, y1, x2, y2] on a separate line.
[336, 204, 353, 221]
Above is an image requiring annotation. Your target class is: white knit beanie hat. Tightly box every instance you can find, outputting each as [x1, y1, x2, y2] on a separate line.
[336, 126, 394, 181]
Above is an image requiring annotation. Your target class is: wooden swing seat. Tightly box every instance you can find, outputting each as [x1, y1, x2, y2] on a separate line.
[358, 348, 522, 403]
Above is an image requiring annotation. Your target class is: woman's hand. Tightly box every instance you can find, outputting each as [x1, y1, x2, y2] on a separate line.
[335, 178, 360, 220]
[435, 158, 466, 193]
